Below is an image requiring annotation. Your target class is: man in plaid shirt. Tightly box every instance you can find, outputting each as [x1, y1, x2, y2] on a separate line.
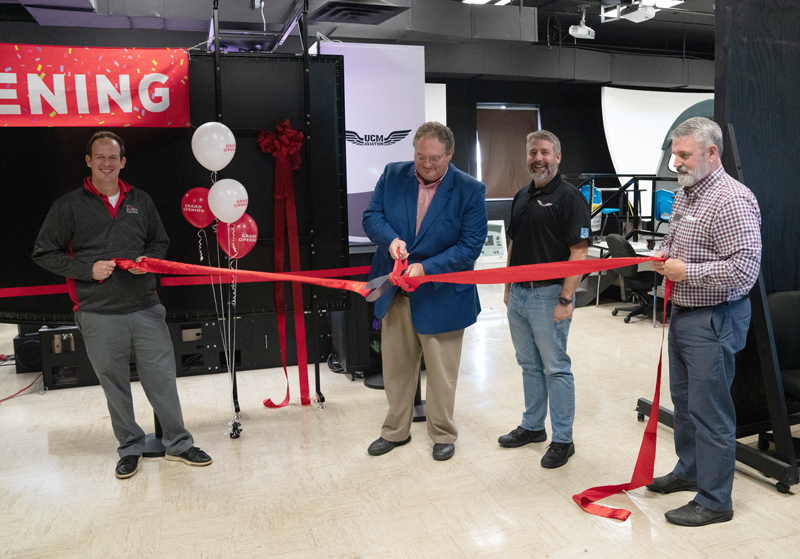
[647, 117, 762, 527]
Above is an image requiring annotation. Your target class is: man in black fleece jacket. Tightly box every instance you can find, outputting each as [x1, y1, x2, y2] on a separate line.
[32, 131, 212, 479]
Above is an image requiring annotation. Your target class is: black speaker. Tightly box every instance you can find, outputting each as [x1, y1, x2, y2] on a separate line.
[13, 334, 42, 374]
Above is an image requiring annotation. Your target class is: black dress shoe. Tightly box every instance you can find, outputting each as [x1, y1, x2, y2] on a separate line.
[166, 446, 213, 467]
[368, 436, 411, 456]
[665, 501, 734, 527]
[498, 426, 547, 448]
[432, 443, 455, 461]
[541, 442, 575, 468]
[646, 472, 698, 494]
[115, 455, 142, 479]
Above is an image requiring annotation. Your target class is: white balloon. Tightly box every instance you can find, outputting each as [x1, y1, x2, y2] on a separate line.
[192, 122, 236, 172]
[208, 179, 248, 223]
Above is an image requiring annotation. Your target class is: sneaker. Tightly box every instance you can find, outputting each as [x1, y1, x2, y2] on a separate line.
[115, 455, 142, 479]
[541, 441, 575, 469]
[498, 426, 547, 448]
[166, 446, 213, 467]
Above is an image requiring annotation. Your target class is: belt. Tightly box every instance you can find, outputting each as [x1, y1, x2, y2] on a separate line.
[673, 295, 748, 312]
[514, 280, 563, 289]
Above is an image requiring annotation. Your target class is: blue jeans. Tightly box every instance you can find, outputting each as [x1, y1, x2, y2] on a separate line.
[507, 283, 574, 443]
[668, 298, 751, 511]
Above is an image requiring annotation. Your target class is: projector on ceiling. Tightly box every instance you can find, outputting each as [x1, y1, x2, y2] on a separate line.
[620, 4, 656, 22]
[569, 24, 596, 39]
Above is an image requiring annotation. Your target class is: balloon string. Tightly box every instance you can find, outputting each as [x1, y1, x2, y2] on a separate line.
[230, 257, 237, 309]
[197, 229, 206, 262]
[211, 220, 232, 388]
[229, 221, 239, 261]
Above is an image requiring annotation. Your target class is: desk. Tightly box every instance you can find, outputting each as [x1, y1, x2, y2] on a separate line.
[587, 242, 663, 326]
[589, 241, 655, 270]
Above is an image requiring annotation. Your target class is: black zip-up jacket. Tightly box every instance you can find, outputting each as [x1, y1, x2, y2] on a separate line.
[32, 180, 169, 314]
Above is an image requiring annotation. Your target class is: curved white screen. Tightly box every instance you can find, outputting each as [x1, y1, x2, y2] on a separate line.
[601, 87, 713, 214]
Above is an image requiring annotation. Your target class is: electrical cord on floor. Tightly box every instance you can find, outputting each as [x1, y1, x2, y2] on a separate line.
[0, 354, 16, 367]
[327, 353, 345, 374]
[0, 373, 45, 404]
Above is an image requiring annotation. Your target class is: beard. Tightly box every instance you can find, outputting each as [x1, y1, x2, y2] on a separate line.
[528, 160, 558, 184]
[676, 156, 711, 187]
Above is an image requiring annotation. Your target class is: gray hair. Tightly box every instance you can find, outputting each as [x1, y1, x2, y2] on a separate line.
[413, 122, 455, 155]
[526, 130, 561, 156]
[671, 117, 724, 157]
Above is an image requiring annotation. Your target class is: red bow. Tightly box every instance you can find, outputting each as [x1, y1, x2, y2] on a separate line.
[256, 119, 303, 170]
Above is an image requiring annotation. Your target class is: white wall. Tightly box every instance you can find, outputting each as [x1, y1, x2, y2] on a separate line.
[425, 83, 447, 125]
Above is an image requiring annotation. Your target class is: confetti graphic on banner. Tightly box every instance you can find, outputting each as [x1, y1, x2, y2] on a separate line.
[0, 42, 189, 127]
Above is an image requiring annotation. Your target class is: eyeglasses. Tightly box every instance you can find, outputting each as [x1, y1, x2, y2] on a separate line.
[415, 153, 446, 164]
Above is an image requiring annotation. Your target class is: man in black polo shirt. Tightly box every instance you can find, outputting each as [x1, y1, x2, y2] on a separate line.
[498, 130, 590, 469]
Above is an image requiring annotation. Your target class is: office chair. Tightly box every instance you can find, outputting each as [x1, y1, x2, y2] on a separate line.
[605, 234, 658, 323]
[757, 291, 800, 453]
[654, 189, 676, 234]
[581, 185, 620, 237]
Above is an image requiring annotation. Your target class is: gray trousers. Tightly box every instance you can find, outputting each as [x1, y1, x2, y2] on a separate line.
[75, 304, 193, 458]
[668, 297, 751, 511]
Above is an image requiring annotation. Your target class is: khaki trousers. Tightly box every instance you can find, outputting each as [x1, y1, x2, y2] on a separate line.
[380, 294, 465, 444]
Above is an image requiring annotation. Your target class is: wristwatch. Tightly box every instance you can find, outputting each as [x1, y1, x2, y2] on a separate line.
[558, 296, 571, 306]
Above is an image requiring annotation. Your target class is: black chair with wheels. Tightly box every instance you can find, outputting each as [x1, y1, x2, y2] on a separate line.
[757, 291, 800, 452]
[605, 233, 658, 323]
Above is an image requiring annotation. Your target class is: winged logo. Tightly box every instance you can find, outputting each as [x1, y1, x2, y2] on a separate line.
[345, 129, 412, 147]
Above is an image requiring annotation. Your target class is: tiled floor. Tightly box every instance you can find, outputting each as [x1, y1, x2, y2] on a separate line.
[0, 284, 797, 558]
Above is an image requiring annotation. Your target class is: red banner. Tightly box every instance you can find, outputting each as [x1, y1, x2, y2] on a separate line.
[0, 43, 189, 127]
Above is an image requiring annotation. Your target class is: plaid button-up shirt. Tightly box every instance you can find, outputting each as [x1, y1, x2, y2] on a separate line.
[659, 165, 762, 308]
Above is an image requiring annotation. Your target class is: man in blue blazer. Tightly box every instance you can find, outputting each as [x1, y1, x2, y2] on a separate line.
[363, 122, 487, 461]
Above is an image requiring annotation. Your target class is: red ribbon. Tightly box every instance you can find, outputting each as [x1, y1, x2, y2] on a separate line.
[0, 284, 69, 298]
[400, 256, 661, 290]
[16, 252, 671, 520]
[257, 120, 310, 407]
[158, 265, 372, 287]
[115, 257, 371, 297]
[571, 279, 673, 521]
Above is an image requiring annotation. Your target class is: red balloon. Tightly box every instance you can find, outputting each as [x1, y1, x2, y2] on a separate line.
[217, 214, 258, 259]
[181, 187, 215, 229]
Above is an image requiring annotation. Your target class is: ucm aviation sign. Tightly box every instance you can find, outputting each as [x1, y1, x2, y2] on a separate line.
[345, 129, 411, 146]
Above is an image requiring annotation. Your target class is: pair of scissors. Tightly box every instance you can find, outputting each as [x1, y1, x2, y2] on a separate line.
[365, 249, 411, 302]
